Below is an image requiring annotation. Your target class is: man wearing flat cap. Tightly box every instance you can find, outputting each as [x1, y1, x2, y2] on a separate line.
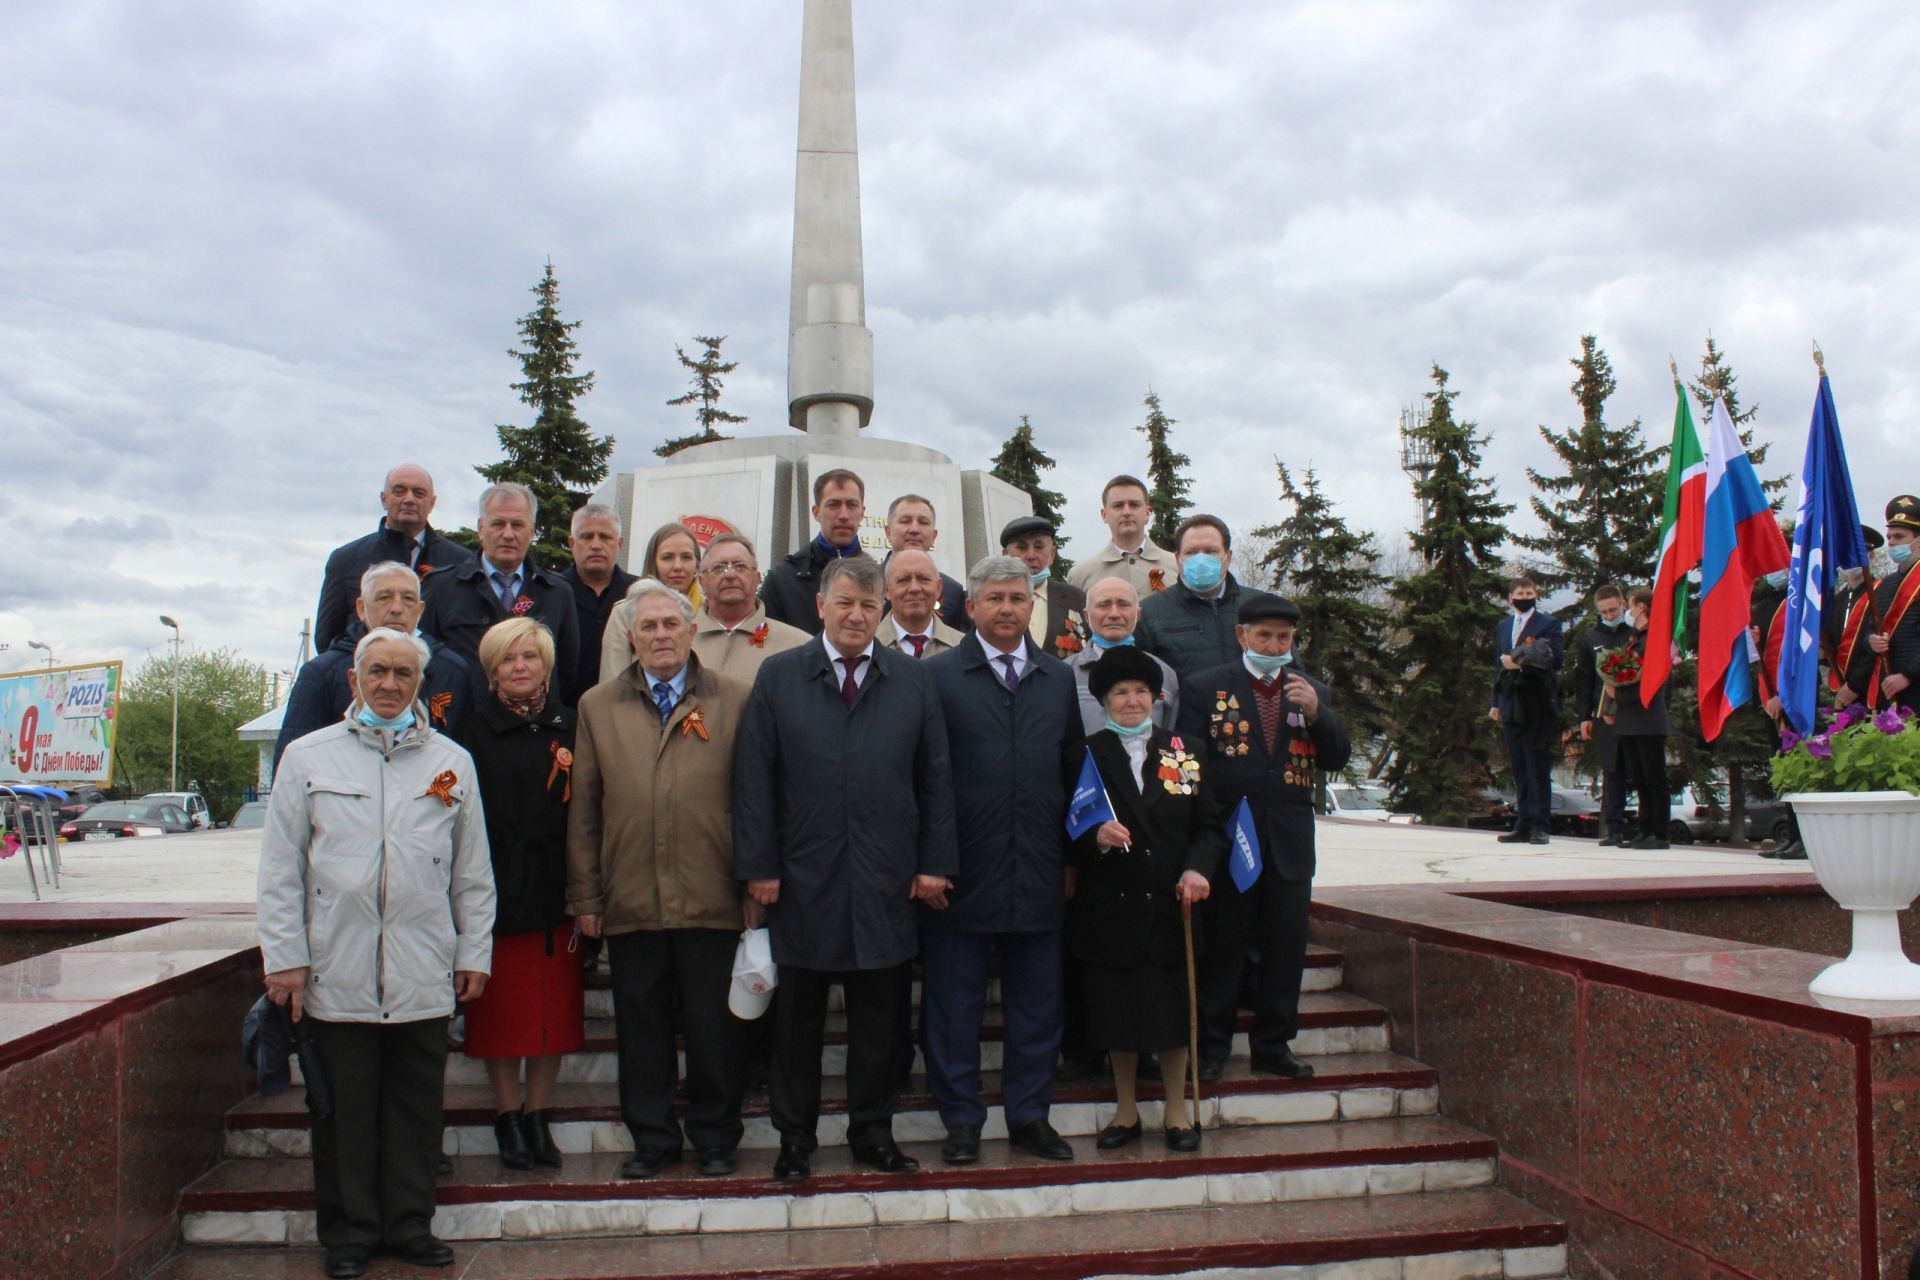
[1854, 497, 1920, 715]
[1001, 515, 1090, 660]
[1177, 593, 1349, 1084]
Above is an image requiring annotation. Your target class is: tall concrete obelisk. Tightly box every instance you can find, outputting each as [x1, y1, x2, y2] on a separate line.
[600, 0, 1032, 573]
[787, 0, 873, 438]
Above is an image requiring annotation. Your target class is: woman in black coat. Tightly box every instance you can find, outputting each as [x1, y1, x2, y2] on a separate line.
[1605, 586, 1674, 849]
[1068, 646, 1224, 1152]
[452, 617, 583, 1172]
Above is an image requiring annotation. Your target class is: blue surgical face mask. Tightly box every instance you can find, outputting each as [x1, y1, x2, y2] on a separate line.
[1028, 567, 1051, 589]
[356, 704, 417, 732]
[1089, 633, 1135, 650]
[1181, 553, 1224, 592]
[1600, 614, 1626, 629]
[1893, 543, 1915, 566]
[1103, 715, 1153, 739]
[1763, 570, 1788, 589]
[1246, 649, 1292, 676]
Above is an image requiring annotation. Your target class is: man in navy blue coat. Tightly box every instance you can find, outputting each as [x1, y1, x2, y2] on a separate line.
[921, 555, 1083, 1166]
[1490, 576, 1564, 845]
[311, 464, 472, 653]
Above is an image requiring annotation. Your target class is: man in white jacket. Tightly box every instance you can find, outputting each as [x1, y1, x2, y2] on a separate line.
[259, 627, 497, 1280]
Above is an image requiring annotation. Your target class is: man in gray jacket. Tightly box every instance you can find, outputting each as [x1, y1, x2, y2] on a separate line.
[259, 627, 496, 1280]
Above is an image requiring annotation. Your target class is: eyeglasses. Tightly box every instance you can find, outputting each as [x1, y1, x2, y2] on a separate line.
[703, 561, 756, 577]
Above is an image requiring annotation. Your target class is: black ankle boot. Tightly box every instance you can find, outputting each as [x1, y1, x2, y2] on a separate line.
[525, 1108, 563, 1167]
[495, 1108, 534, 1171]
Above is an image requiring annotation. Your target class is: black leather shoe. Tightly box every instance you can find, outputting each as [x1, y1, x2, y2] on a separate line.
[1009, 1118, 1074, 1161]
[389, 1235, 454, 1268]
[619, 1146, 677, 1179]
[1164, 1125, 1201, 1152]
[852, 1139, 920, 1173]
[1196, 1056, 1226, 1084]
[324, 1245, 372, 1279]
[772, 1140, 811, 1181]
[1629, 836, 1671, 850]
[1496, 828, 1531, 843]
[1251, 1049, 1316, 1079]
[697, 1146, 737, 1177]
[941, 1123, 982, 1165]
[525, 1109, 563, 1168]
[494, 1109, 534, 1172]
[1775, 841, 1808, 860]
[1529, 831, 1551, 845]
[1597, 830, 1621, 847]
[1095, 1121, 1142, 1150]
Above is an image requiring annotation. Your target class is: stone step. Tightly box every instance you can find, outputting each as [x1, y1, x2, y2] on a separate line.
[182, 1115, 1498, 1243]
[228, 1052, 1439, 1157]
[154, 1188, 1566, 1277]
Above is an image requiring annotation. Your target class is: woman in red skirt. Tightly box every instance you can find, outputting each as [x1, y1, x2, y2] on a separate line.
[455, 617, 585, 1169]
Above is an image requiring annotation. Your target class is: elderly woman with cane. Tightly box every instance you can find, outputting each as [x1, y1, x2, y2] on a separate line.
[1067, 645, 1223, 1151]
[259, 626, 496, 1279]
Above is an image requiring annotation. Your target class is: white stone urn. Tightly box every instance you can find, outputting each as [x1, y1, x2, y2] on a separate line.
[1788, 790, 1920, 1000]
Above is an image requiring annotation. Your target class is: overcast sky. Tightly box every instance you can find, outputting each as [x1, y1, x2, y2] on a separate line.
[4, 1, 1916, 682]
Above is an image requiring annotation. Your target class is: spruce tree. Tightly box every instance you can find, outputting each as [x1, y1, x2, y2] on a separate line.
[1515, 335, 1665, 609]
[990, 415, 1072, 573]
[1383, 365, 1515, 825]
[1135, 390, 1193, 549]
[466, 262, 614, 570]
[1690, 333, 1788, 503]
[658, 334, 748, 458]
[1252, 462, 1395, 753]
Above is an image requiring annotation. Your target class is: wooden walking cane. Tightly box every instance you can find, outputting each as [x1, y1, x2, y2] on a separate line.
[1182, 897, 1201, 1131]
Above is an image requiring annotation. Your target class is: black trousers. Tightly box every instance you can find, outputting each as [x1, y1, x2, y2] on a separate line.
[1599, 760, 1626, 832]
[305, 1015, 449, 1251]
[770, 962, 911, 1154]
[1618, 734, 1670, 839]
[1197, 870, 1312, 1062]
[1503, 724, 1554, 833]
[605, 928, 745, 1154]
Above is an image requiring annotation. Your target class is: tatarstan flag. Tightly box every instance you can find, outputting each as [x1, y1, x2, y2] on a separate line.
[1642, 374, 1706, 703]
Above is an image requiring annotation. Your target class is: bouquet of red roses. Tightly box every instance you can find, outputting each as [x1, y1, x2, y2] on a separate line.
[1594, 646, 1643, 720]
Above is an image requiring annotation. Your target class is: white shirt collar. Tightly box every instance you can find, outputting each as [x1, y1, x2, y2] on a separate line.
[822, 634, 876, 665]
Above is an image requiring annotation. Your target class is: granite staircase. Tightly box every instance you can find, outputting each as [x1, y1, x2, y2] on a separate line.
[150, 944, 1567, 1279]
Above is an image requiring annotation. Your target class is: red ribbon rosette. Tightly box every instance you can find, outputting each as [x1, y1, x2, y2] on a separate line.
[546, 742, 572, 802]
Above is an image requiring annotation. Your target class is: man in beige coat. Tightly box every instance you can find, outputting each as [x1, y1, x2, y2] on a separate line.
[569, 581, 754, 1179]
[689, 532, 809, 681]
[877, 548, 965, 657]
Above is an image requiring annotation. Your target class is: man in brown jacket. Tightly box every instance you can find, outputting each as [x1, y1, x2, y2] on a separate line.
[569, 580, 754, 1179]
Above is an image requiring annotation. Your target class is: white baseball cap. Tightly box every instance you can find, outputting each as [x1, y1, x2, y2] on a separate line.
[728, 927, 778, 1020]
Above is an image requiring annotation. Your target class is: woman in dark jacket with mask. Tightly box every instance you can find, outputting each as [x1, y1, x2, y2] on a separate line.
[454, 617, 584, 1170]
[1605, 587, 1673, 850]
[1067, 646, 1224, 1152]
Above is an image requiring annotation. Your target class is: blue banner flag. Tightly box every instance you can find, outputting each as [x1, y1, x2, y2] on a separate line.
[1064, 747, 1117, 840]
[1778, 370, 1869, 735]
[1226, 797, 1262, 892]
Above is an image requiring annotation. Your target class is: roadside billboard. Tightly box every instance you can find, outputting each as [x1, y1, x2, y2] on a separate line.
[1, 662, 122, 786]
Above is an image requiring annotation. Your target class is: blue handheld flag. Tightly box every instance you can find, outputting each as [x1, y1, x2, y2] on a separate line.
[1226, 798, 1262, 892]
[1065, 747, 1117, 840]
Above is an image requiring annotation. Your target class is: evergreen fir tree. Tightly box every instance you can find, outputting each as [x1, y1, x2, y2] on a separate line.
[1135, 390, 1193, 549]
[1251, 463, 1395, 752]
[658, 334, 748, 458]
[1383, 366, 1515, 826]
[1515, 335, 1666, 609]
[989, 415, 1072, 573]
[464, 262, 613, 570]
[1690, 333, 1788, 502]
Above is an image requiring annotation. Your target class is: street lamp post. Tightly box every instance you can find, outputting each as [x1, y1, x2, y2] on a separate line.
[27, 640, 54, 669]
[159, 616, 182, 791]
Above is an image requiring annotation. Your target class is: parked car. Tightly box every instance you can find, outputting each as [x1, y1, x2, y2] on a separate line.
[60, 800, 196, 840]
[228, 800, 269, 830]
[1324, 783, 1413, 823]
[142, 791, 212, 829]
[1548, 785, 1602, 837]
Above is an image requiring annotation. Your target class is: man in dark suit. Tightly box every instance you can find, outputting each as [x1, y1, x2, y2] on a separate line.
[1001, 516, 1088, 659]
[921, 555, 1083, 1166]
[734, 556, 960, 1182]
[1572, 584, 1632, 845]
[419, 482, 579, 704]
[1489, 576, 1563, 846]
[559, 502, 639, 704]
[1135, 514, 1250, 683]
[312, 463, 473, 653]
[1861, 496, 1920, 715]
[883, 494, 970, 636]
[1179, 593, 1349, 1084]
[760, 468, 872, 635]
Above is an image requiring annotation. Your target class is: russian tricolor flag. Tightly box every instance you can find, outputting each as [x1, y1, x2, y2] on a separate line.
[1697, 398, 1790, 740]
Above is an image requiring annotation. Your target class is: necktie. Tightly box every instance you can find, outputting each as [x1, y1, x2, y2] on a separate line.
[492, 571, 517, 611]
[652, 681, 674, 724]
[839, 654, 867, 707]
[999, 654, 1020, 691]
[906, 634, 927, 658]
